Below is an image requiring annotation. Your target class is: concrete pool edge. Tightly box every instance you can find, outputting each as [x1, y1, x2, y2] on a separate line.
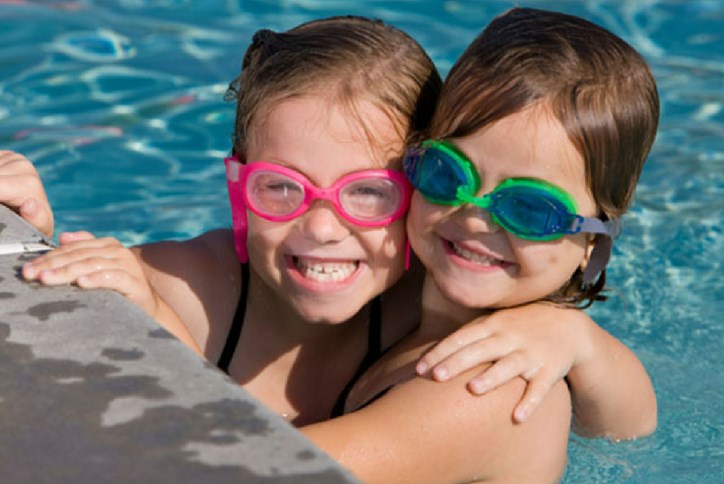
[0, 204, 358, 482]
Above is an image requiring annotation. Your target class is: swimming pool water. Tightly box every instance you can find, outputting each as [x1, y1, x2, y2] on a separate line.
[1, 1, 722, 482]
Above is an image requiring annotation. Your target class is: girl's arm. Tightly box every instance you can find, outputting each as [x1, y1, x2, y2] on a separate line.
[565, 321, 657, 439]
[23, 231, 202, 353]
[416, 304, 656, 440]
[131, 228, 242, 358]
[302, 366, 571, 483]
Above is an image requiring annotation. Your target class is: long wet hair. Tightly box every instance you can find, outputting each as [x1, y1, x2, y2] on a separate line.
[430, 7, 659, 307]
[226, 15, 442, 161]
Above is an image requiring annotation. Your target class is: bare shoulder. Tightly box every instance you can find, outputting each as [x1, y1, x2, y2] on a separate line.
[131, 229, 242, 351]
[132, 229, 237, 290]
[304, 364, 571, 483]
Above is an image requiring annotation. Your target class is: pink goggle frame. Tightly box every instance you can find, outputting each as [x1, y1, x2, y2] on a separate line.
[225, 156, 412, 268]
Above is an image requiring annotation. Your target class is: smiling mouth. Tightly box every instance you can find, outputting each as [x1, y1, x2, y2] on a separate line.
[448, 240, 506, 267]
[292, 256, 359, 282]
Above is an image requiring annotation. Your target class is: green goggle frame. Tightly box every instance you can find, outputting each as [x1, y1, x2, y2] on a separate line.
[403, 139, 618, 242]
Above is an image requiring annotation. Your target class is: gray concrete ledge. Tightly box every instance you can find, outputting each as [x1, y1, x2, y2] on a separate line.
[0, 205, 357, 483]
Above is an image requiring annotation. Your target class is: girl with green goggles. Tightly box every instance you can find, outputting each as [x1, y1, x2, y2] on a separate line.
[403, 139, 620, 242]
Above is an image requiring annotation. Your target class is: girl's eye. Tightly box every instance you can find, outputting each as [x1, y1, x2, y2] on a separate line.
[345, 179, 398, 203]
[265, 180, 302, 194]
[247, 172, 305, 214]
[251, 172, 303, 195]
[341, 179, 402, 219]
[349, 185, 386, 198]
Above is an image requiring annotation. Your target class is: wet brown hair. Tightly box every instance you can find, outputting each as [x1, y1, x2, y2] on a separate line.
[430, 7, 659, 307]
[226, 15, 441, 163]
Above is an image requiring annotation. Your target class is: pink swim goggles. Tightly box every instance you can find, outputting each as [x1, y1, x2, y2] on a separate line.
[225, 156, 412, 263]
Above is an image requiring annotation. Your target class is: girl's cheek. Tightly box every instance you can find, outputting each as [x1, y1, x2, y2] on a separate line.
[246, 217, 289, 260]
[513, 238, 587, 280]
[389, 219, 410, 266]
[407, 195, 438, 257]
[362, 221, 406, 266]
[409, 195, 448, 235]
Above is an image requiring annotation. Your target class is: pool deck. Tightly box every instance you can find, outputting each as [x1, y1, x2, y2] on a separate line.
[0, 205, 358, 483]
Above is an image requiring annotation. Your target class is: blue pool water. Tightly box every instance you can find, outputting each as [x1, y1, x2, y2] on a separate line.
[1, 1, 721, 482]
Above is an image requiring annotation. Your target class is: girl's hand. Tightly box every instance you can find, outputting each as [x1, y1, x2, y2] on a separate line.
[416, 303, 592, 423]
[22, 231, 162, 318]
[23, 231, 203, 355]
[0, 150, 54, 238]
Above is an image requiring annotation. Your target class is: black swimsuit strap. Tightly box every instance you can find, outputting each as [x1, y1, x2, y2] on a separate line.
[217, 262, 383, 415]
[330, 295, 383, 418]
[217, 262, 250, 373]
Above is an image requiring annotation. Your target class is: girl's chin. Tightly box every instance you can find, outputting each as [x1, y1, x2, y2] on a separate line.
[291, 299, 365, 324]
[431, 268, 511, 309]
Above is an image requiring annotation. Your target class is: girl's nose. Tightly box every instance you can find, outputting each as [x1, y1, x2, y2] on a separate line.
[454, 204, 502, 235]
[298, 201, 351, 244]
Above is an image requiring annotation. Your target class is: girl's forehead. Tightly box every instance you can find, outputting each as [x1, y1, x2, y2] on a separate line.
[246, 96, 406, 176]
[462, 105, 581, 174]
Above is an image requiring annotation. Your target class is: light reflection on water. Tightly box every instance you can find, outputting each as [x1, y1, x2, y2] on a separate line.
[1, 1, 722, 482]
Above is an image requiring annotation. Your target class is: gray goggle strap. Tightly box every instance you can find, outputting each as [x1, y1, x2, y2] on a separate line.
[580, 219, 620, 285]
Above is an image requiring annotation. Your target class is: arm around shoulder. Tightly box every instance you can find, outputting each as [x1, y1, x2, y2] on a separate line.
[302, 367, 571, 483]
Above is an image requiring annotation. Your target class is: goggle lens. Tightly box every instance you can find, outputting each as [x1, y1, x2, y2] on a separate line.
[405, 144, 476, 204]
[247, 170, 305, 217]
[338, 178, 404, 222]
[489, 184, 574, 240]
[405, 149, 468, 204]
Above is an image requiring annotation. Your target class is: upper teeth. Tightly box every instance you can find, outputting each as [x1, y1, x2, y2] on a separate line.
[295, 259, 357, 282]
[451, 242, 499, 266]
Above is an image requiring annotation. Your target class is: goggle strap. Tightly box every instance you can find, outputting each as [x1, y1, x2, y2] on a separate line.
[225, 157, 249, 263]
[582, 235, 613, 285]
[580, 218, 620, 285]
[574, 216, 620, 238]
[226, 159, 242, 182]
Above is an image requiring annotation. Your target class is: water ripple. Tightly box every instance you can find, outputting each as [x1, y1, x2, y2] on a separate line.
[51, 29, 136, 62]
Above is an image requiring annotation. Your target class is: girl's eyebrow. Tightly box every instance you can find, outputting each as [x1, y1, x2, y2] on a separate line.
[250, 156, 294, 170]
[253, 158, 324, 184]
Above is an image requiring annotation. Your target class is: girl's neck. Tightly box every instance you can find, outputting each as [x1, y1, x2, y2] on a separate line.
[239, 267, 371, 425]
[419, 272, 492, 338]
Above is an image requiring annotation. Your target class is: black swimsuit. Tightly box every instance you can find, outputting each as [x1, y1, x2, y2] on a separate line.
[216, 263, 383, 418]
[217, 263, 250, 373]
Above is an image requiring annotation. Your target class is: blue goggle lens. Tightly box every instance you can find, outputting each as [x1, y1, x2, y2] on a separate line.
[404, 146, 471, 204]
[489, 186, 574, 239]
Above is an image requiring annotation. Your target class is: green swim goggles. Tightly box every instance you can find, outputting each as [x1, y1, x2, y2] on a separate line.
[403, 140, 619, 242]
